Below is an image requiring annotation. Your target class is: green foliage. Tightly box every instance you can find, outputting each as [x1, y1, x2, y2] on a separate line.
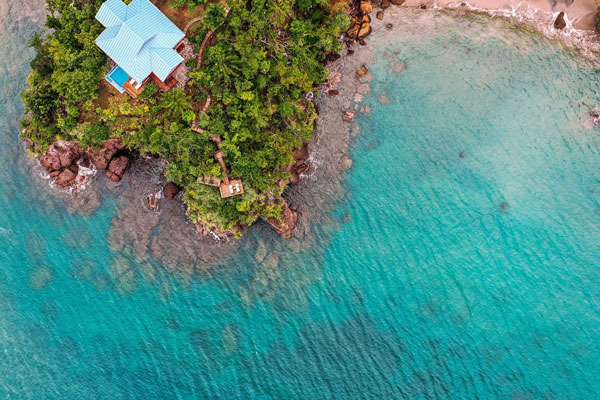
[22, 0, 348, 235]
[172, 0, 208, 11]
[21, 0, 106, 150]
[203, 3, 227, 30]
[137, 82, 158, 100]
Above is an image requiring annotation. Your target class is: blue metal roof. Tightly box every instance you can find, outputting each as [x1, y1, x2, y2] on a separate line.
[95, 0, 185, 84]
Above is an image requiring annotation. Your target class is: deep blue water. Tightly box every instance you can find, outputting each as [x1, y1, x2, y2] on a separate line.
[2, 4, 600, 399]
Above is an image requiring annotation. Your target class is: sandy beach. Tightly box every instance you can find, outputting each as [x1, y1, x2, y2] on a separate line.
[402, 0, 598, 30]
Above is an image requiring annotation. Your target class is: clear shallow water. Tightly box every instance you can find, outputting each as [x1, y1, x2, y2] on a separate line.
[2, 4, 600, 398]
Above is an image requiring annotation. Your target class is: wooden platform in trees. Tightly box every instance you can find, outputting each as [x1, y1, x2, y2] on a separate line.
[219, 179, 244, 198]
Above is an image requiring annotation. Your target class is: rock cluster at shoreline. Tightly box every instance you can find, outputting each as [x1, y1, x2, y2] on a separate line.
[40, 138, 130, 187]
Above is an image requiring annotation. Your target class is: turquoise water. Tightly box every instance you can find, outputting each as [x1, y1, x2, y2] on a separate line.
[2, 4, 600, 398]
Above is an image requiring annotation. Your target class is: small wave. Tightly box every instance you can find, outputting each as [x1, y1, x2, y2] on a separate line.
[437, 1, 600, 60]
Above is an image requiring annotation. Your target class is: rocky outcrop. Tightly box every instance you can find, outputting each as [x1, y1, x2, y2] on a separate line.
[554, 12, 566, 29]
[56, 167, 78, 187]
[265, 200, 298, 238]
[41, 142, 85, 187]
[40, 138, 130, 188]
[391, 0, 405, 5]
[87, 138, 125, 170]
[347, 1, 373, 42]
[106, 155, 129, 182]
[164, 182, 182, 200]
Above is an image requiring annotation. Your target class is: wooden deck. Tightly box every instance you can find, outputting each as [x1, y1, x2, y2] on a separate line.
[219, 179, 244, 198]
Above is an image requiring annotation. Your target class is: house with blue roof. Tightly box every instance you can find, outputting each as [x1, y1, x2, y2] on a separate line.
[95, 0, 186, 97]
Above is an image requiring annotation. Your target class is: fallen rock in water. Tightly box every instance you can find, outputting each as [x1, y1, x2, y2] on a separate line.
[163, 182, 182, 200]
[147, 194, 158, 210]
[381, 0, 391, 8]
[265, 201, 298, 238]
[106, 155, 129, 182]
[376, 11, 384, 20]
[56, 168, 77, 187]
[459, 150, 467, 158]
[554, 12, 566, 29]
[419, 4, 427, 9]
[327, 89, 339, 96]
[343, 111, 356, 121]
[358, 17, 372, 39]
[356, 65, 369, 78]
[391, 0, 405, 4]
[386, 23, 393, 30]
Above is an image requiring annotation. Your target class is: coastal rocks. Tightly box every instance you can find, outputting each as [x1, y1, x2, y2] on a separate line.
[106, 155, 129, 182]
[554, 12, 566, 30]
[381, 0, 390, 9]
[347, 1, 372, 41]
[391, 0, 405, 4]
[327, 89, 339, 96]
[265, 200, 298, 238]
[356, 65, 369, 78]
[56, 167, 78, 187]
[41, 141, 84, 186]
[376, 11, 384, 20]
[344, 111, 356, 121]
[87, 138, 125, 171]
[41, 138, 129, 188]
[163, 182, 182, 200]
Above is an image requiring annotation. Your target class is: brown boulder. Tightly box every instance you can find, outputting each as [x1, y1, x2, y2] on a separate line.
[164, 182, 182, 200]
[376, 11, 384, 19]
[381, 0, 391, 8]
[390, 0, 405, 4]
[106, 155, 129, 182]
[327, 89, 339, 96]
[56, 168, 77, 187]
[360, 1, 373, 15]
[554, 12, 566, 29]
[356, 65, 369, 78]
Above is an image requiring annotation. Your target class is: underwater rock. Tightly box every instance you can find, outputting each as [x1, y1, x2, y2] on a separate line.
[459, 150, 467, 158]
[69, 259, 96, 281]
[343, 111, 356, 121]
[93, 274, 110, 291]
[140, 261, 157, 283]
[62, 229, 92, 249]
[392, 61, 404, 73]
[554, 12, 566, 30]
[221, 324, 241, 356]
[255, 239, 267, 264]
[263, 251, 280, 269]
[163, 182, 181, 200]
[499, 202, 509, 213]
[376, 11, 384, 20]
[379, 95, 390, 104]
[386, 23, 393, 30]
[327, 89, 339, 96]
[29, 263, 54, 290]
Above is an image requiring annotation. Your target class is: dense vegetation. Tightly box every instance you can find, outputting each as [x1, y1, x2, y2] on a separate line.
[21, 0, 349, 235]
